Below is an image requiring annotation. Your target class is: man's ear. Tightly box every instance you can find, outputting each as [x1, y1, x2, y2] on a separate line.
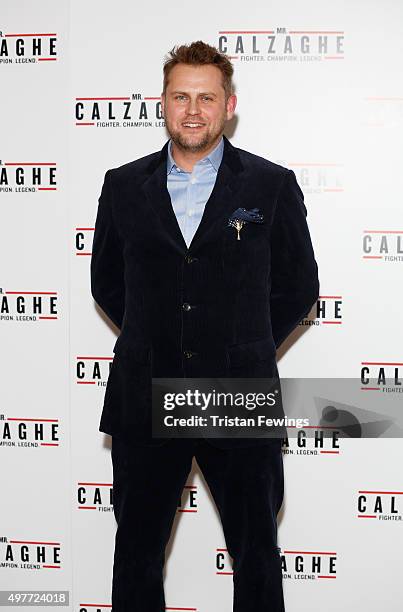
[226, 94, 237, 120]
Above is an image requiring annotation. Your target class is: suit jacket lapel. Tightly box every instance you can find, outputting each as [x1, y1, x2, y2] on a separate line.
[141, 141, 188, 254]
[189, 136, 244, 253]
[141, 135, 244, 255]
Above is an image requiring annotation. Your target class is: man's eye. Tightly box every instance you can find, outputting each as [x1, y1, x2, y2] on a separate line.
[202, 96, 213, 101]
[175, 95, 187, 101]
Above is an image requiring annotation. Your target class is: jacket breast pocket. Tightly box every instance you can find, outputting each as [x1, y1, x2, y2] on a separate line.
[222, 222, 270, 274]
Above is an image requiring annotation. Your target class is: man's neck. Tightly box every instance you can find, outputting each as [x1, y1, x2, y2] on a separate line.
[170, 135, 223, 172]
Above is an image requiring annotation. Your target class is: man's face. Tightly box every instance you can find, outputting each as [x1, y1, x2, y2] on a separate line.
[161, 63, 236, 153]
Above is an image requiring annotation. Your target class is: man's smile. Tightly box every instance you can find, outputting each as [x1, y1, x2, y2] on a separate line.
[181, 122, 206, 129]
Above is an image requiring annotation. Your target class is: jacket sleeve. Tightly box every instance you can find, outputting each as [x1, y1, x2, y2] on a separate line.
[269, 169, 319, 349]
[90, 169, 125, 330]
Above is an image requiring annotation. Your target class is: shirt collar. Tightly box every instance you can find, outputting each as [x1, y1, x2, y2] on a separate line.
[166, 136, 224, 175]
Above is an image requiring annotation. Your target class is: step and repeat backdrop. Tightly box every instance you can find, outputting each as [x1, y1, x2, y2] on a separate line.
[1, 0, 402, 610]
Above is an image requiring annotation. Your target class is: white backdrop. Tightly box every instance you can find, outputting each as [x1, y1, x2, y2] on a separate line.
[1, 0, 402, 610]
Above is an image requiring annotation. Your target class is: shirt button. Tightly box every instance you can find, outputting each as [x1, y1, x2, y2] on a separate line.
[187, 210, 193, 217]
[176, 167, 181, 172]
[182, 302, 192, 311]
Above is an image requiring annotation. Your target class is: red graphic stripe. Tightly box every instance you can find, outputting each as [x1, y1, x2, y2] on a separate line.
[218, 30, 274, 34]
[178, 509, 197, 513]
[8, 418, 58, 422]
[10, 540, 60, 545]
[39, 316, 58, 319]
[358, 515, 376, 518]
[360, 387, 380, 390]
[78, 482, 112, 486]
[364, 230, 403, 234]
[319, 295, 342, 298]
[75, 97, 130, 100]
[283, 550, 336, 555]
[38, 58, 57, 61]
[144, 97, 161, 100]
[288, 31, 344, 34]
[76, 356, 113, 360]
[318, 575, 337, 579]
[5, 162, 56, 165]
[43, 564, 60, 568]
[76, 253, 92, 256]
[5, 33, 57, 37]
[322, 321, 342, 324]
[76, 227, 95, 230]
[79, 606, 111, 609]
[78, 506, 96, 510]
[40, 443, 59, 446]
[358, 490, 403, 495]
[320, 451, 340, 454]
[363, 255, 382, 259]
[77, 381, 96, 385]
[6, 291, 57, 294]
[76, 122, 95, 125]
[361, 361, 403, 366]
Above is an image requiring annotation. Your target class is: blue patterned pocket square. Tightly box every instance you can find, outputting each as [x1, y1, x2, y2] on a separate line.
[228, 208, 264, 240]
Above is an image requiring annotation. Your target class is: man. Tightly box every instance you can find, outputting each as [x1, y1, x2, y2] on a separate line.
[91, 41, 319, 612]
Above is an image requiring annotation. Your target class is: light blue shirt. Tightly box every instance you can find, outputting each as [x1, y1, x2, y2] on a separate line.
[166, 137, 224, 247]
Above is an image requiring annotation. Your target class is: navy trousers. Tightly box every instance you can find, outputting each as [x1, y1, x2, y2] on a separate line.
[110, 436, 285, 611]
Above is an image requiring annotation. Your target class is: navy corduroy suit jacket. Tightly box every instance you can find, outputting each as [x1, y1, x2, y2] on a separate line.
[90, 135, 319, 447]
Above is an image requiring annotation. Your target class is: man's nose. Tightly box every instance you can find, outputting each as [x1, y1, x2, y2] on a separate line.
[186, 98, 201, 115]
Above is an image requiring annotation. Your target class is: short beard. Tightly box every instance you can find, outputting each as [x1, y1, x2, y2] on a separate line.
[165, 115, 226, 154]
[169, 131, 212, 153]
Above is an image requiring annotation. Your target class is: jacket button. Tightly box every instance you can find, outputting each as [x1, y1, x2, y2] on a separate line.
[183, 350, 194, 359]
[186, 256, 198, 264]
[182, 302, 192, 311]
